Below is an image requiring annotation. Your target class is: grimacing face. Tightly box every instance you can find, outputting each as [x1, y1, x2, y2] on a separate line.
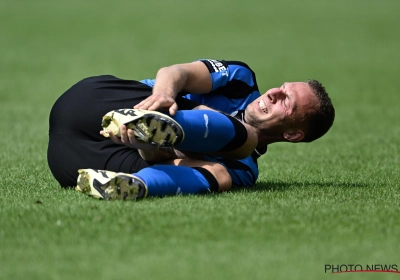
[244, 82, 318, 142]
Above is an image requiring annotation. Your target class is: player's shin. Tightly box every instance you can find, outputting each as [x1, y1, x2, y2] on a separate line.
[135, 165, 219, 196]
[172, 110, 248, 153]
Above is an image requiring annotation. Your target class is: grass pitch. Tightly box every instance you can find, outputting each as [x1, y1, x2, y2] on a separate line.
[0, 1, 399, 279]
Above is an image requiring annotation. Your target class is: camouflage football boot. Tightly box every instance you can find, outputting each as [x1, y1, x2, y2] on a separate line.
[75, 169, 148, 201]
[101, 109, 184, 147]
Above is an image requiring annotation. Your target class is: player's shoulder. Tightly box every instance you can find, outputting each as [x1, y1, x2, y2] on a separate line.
[225, 60, 254, 69]
[199, 59, 255, 72]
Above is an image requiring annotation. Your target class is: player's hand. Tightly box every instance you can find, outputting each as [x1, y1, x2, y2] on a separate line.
[134, 94, 178, 116]
[100, 125, 155, 150]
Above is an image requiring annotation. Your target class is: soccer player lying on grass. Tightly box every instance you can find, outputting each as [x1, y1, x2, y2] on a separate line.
[47, 59, 335, 200]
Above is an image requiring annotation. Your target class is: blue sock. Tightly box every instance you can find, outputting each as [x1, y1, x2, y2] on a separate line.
[135, 165, 218, 196]
[171, 110, 247, 153]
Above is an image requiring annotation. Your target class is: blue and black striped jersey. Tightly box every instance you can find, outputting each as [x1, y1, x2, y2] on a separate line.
[140, 59, 265, 186]
[183, 59, 260, 114]
[140, 59, 260, 114]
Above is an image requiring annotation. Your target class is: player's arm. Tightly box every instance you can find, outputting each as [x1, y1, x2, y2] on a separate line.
[134, 61, 212, 115]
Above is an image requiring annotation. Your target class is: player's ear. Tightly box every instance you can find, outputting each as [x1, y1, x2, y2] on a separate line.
[283, 130, 304, 142]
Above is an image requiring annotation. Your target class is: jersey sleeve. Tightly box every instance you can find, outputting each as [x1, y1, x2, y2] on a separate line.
[140, 59, 261, 114]
[139, 78, 155, 87]
[140, 59, 258, 93]
[198, 59, 259, 93]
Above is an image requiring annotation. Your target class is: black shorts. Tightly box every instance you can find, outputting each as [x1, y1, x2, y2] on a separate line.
[47, 75, 199, 187]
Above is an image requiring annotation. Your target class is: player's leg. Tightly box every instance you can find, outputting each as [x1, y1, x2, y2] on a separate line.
[48, 76, 154, 187]
[75, 159, 232, 200]
[173, 110, 254, 155]
[102, 109, 258, 159]
[136, 159, 232, 196]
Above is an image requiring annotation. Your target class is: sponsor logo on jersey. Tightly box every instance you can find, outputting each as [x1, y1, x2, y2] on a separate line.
[206, 59, 227, 73]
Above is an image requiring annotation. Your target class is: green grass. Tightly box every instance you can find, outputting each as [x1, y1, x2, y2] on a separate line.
[1, 0, 399, 279]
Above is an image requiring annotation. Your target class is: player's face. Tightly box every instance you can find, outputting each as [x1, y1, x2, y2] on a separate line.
[245, 82, 318, 139]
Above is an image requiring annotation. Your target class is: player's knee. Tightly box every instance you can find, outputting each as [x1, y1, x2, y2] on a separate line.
[212, 163, 232, 191]
[193, 164, 232, 192]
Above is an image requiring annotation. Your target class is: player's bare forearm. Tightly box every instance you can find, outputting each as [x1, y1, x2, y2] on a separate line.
[134, 61, 212, 115]
[153, 61, 212, 94]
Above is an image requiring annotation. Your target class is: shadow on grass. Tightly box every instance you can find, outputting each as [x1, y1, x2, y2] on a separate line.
[234, 180, 370, 193]
[57, 179, 370, 201]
